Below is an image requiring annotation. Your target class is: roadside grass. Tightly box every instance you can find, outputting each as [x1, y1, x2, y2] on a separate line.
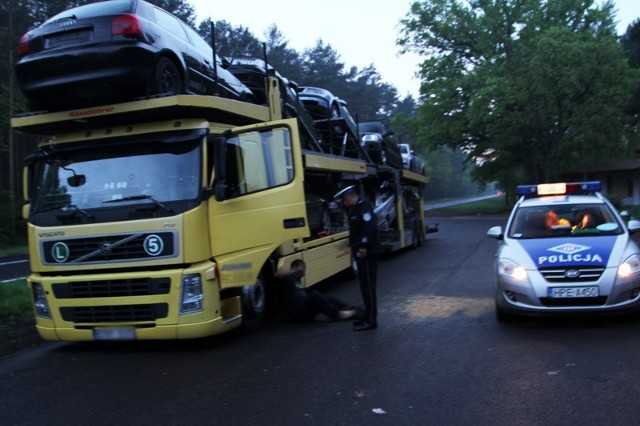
[0, 279, 38, 356]
[429, 196, 512, 215]
[0, 279, 31, 316]
[0, 244, 29, 256]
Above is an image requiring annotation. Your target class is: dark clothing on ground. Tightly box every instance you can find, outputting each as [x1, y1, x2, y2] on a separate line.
[279, 274, 351, 322]
[348, 197, 381, 326]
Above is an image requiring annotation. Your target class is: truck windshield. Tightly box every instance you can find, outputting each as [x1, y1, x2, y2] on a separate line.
[508, 203, 623, 239]
[31, 140, 201, 214]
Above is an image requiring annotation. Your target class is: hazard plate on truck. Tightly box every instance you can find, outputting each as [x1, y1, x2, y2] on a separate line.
[93, 327, 136, 341]
[547, 286, 599, 298]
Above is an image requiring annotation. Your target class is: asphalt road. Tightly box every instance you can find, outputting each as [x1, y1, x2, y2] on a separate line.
[0, 254, 29, 282]
[3, 214, 640, 425]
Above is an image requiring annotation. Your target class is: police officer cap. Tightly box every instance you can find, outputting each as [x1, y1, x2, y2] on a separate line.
[334, 185, 356, 199]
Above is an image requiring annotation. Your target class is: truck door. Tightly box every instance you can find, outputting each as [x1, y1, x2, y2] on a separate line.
[209, 118, 308, 288]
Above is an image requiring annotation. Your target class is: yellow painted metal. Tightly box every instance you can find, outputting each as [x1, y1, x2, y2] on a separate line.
[402, 169, 429, 184]
[27, 258, 239, 341]
[11, 95, 271, 134]
[304, 152, 368, 174]
[208, 119, 309, 288]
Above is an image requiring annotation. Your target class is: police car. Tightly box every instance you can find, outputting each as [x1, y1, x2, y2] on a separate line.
[487, 181, 640, 320]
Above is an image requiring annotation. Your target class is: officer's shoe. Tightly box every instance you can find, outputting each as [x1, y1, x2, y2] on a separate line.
[353, 321, 377, 331]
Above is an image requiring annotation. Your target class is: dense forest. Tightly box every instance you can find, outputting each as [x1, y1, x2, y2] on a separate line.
[0, 0, 638, 245]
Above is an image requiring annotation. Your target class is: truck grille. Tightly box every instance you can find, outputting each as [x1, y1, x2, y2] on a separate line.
[60, 304, 169, 323]
[52, 278, 171, 299]
[41, 231, 177, 265]
[539, 267, 605, 283]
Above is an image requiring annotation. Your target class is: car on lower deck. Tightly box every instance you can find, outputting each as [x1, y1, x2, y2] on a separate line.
[487, 181, 640, 320]
[15, 0, 255, 111]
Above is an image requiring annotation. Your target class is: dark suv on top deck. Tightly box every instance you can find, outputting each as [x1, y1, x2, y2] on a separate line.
[15, 0, 256, 111]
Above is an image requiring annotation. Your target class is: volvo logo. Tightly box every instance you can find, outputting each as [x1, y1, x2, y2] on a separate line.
[564, 269, 581, 278]
[98, 243, 113, 256]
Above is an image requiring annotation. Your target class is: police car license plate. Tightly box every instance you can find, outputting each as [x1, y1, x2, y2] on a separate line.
[548, 286, 599, 298]
[93, 327, 135, 341]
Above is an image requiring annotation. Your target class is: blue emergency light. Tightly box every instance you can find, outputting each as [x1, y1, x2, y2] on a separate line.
[516, 181, 602, 197]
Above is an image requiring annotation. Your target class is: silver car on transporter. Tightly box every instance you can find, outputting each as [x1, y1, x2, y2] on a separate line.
[487, 181, 640, 320]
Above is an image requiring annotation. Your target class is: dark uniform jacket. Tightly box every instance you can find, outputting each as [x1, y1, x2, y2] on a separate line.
[348, 197, 382, 253]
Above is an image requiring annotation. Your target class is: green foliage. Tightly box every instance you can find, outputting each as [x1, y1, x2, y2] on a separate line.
[399, 0, 639, 192]
[423, 146, 484, 200]
[198, 19, 264, 58]
[620, 19, 640, 128]
[0, 280, 32, 320]
[0, 279, 36, 356]
[429, 195, 511, 215]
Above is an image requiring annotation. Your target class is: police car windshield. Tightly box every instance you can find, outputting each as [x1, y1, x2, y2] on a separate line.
[508, 204, 623, 239]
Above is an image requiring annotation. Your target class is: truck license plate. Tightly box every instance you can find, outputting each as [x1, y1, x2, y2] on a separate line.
[548, 286, 599, 298]
[93, 327, 135, 341]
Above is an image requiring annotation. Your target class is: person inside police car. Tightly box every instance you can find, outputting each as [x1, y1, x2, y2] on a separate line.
[335, 185, 382, 331]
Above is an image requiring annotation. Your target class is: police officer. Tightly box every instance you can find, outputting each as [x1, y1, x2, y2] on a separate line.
[336, 185, 381, 331]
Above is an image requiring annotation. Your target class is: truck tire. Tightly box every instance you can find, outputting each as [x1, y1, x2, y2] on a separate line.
[239, 272, 267, 331]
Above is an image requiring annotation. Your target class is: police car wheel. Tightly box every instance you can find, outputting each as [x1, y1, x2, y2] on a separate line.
[495, 305, 514, 322]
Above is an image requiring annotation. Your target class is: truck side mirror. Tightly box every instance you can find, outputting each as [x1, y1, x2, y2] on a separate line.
[211, 135, 228, 202]
[22, 166, 30, 203]
[22, 166, 30, 219]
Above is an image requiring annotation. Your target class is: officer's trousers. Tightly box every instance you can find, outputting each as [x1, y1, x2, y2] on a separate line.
[356, 254, 378, 325]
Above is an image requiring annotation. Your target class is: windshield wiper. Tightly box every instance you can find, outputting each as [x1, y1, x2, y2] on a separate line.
[38, 203, 94, 219]
[103, 195, 173, 213]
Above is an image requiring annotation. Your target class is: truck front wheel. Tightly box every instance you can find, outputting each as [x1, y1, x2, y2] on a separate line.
[239, 273, 266, 331]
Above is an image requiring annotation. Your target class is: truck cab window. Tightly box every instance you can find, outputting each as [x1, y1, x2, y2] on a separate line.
[225, 127, 294, 197]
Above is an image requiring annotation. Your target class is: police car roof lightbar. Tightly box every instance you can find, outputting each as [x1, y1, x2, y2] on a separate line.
[516, 181, 602, 197]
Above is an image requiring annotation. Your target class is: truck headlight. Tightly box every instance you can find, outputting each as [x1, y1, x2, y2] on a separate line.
[618, 254, 640, 278]
[32, 282, 52, 319]
[498, 259, 528, 280]
[180, 275, 203, 315]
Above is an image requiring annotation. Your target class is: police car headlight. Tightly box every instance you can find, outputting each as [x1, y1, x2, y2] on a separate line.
[618, 254, 640, 278]
[498, 259, 528, 280]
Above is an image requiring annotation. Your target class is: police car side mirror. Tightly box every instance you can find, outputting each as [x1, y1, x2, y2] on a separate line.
[627, 219, 640, 234]
[487, 226, 503, 240]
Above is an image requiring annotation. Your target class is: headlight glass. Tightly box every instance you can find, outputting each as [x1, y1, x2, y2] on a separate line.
[32, 282, 52, 319]
[498, 259, 528, 280]
[618, 254, 640, 278]
[180, 275, 203, 315]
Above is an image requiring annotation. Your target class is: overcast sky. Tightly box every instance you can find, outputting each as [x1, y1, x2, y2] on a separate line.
[190, 0, 639, 99]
